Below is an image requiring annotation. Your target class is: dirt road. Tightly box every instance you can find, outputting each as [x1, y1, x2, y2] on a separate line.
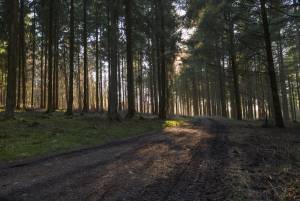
[1, 118, 298, 201]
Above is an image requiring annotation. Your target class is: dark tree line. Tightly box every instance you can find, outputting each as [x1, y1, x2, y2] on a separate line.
[0, 0, 179, 120]
[0, 0, 299, 127]
[176, 0, 300, 127]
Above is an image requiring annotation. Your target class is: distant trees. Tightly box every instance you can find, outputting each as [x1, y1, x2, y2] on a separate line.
[0, 0, 298, 126]
[179, 0, 299, 126]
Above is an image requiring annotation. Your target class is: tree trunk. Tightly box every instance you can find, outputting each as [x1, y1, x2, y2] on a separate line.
[66, 0, 75, 115]
[206, 69, 211, 116]
[40, 32, 44, 108]
[293, 0, 300, 109]
[217, 44, 227, 117]
[5, 0, 18, 117]
[192, 69, 199, 116]
[117, 50, 122, 111]
[82, 0, 89, 113]
[77, 49, 82, 111]
[20, 0, 27, 109]
[62, 46, 69, 107]
[260, 0, 284, 127]
[99, 46, 104, 112]
[31, 3, 36, 108]
[53, 7, 59, 110]
[138, 51, 144, 113]
[277, 37, 290, 121]
[228, 13, 242, 120]
[47, 0, 54, 113]
[125, 0, 135, 118]
[108, 0, 119, 120]
[43, 43, 48, 109]
[158, 0, 167, 119]
[95, 26, 100, 112]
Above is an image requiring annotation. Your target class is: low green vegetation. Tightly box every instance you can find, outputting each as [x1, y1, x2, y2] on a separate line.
[0, 112, 183, 162]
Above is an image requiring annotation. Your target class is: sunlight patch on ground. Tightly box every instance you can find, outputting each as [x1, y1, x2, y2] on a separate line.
[163, 120, 185, 128]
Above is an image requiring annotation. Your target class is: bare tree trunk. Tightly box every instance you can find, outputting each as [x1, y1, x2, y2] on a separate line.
[293, 0, 300, 109]
[53, 7, 59, 110]
[5, 0, 18, 117]
[228, 13, 242, 120]
[277, 37, 290, 121]
[125, 0, 135, 118]
[47, 0, 54, 113]
[31, 3, 36, 108]
[20, 0, 27, 109]
[108, 0, 119, 120]
[43, 43, 48, 109]
[149, 42, 156, 114]
[260, 0, 284, 127]
[82, 0, 89, 113]
[138, 51, 143, 113]
[288, 77, 297, 121]
[217, 44, 227, 117]
[62, 46, 69, 107]
[192, 69, 199, 116]
[118, 50, 122, 111]
[66, 0, 75, 115]
[95, 26, 100, 112]
[40, 35, 44, 109]
[158, 0, 167, 119]
[99, 48, 104, 112]
[206, 69, 211, 116]
[77, 49, 82, 111]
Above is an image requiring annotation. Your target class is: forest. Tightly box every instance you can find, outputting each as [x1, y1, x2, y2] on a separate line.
[0, 0, 300, 201]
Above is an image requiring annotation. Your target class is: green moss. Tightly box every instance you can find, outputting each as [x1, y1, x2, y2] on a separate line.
[0, 113, 180, 162]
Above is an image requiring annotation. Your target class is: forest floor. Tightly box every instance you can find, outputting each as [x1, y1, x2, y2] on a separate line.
[0, 117, 299, 201]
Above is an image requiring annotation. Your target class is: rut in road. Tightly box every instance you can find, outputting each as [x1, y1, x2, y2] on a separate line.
[0, 118, 231, 201]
